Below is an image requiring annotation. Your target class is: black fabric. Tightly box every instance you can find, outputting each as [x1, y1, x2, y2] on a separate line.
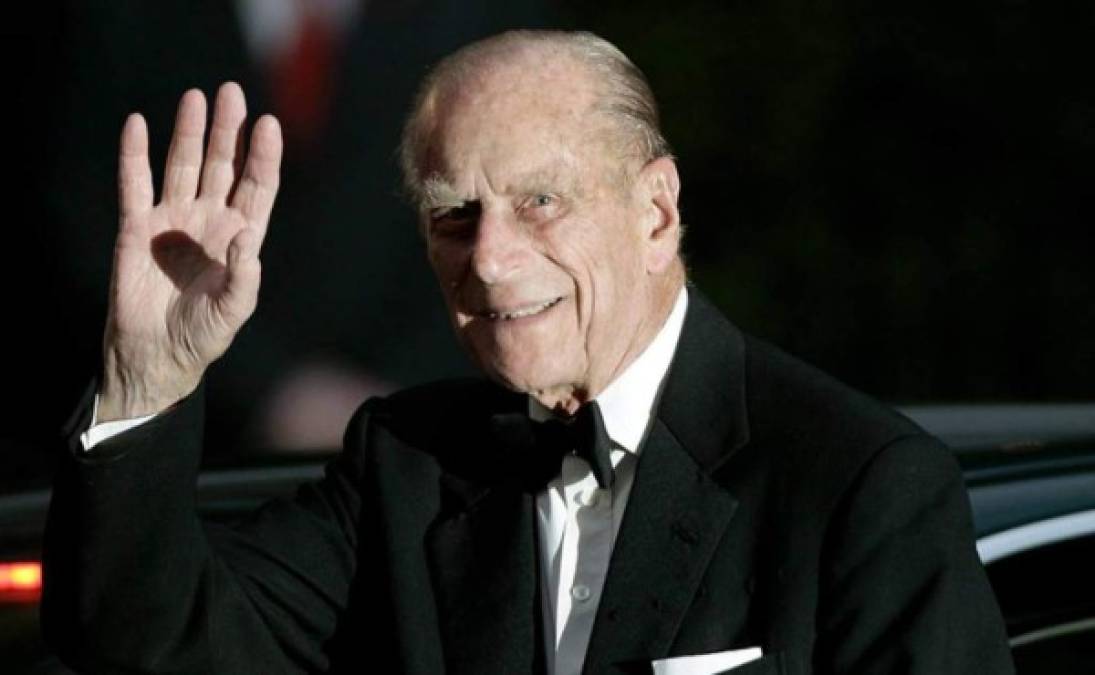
[41, 287, 1016, 674]
[490, 401, 615, 491]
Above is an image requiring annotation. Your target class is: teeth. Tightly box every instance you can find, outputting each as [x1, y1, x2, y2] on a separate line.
[487, 297, 562, 320]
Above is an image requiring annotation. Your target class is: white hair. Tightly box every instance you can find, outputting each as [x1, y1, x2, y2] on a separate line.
[398, 30, 672, 208]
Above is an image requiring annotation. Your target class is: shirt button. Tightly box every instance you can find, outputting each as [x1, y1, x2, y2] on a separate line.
[571, 584, 591, 602]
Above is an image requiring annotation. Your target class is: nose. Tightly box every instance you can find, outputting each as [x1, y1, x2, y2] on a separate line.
[471, 209, 527, 285]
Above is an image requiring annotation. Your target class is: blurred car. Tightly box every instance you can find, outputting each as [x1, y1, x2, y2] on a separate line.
[0, 459, 327, 674]
[3, 404, 1094, 673]
[902, 403, 1095, 673]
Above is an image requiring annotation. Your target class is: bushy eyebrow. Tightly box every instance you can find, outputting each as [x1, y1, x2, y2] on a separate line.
[420, 176, 466, 211]
[418, 160, 584, 211]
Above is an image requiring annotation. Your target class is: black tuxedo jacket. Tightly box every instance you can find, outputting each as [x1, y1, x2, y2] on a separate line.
[42, 290, 1014, 674]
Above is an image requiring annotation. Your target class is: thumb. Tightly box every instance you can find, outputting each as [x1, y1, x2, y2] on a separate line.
[222, 227, 262, 324]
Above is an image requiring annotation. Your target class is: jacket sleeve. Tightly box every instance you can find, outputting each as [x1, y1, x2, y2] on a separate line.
[41, 383, 378, 674]
[815, 434, 1015, 674]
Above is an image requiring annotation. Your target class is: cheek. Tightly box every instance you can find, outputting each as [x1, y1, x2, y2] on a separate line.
[582, 222, 644, 287]
[590, 241, 648, 330]
[427, 246, 465, 295]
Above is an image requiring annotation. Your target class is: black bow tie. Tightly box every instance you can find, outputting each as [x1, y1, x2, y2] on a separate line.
[489, 401, 616, 491]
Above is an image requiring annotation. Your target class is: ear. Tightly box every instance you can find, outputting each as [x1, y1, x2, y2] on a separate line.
[636, 156, 681, 274]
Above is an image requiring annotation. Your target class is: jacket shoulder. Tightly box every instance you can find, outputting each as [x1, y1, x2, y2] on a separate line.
[743, 334, 923, 448]
[738, 333, 943, 504]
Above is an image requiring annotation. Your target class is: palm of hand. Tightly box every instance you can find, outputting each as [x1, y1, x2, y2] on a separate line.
[102, 83, 282, 417]
[113, 204, 243, 367]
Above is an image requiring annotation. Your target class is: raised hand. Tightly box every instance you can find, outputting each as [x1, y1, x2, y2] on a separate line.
[98, 83, 283, 422]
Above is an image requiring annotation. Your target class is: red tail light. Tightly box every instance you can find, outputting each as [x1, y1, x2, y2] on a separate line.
[0, 561, 42, 603]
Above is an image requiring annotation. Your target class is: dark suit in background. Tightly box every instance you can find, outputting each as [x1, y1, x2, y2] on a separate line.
[42, 290, 1014, 673]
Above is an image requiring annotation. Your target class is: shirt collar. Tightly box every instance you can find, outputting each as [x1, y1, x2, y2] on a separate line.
[528, 286, 689, 455]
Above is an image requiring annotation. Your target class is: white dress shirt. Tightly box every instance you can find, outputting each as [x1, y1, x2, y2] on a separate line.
[79, 395, 156, 450]
[531, 288, 688, 675]
[81, 288, 690, 675]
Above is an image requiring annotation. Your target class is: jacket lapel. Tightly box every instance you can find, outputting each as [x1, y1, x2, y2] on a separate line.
[422, 384, 545, 675]
[582, 288, 753, 673]
[581, 421, 739, 673]
[426, 473, 542, 675]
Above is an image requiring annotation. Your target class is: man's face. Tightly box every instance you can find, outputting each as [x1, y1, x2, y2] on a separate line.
[419, 59, 674, 408]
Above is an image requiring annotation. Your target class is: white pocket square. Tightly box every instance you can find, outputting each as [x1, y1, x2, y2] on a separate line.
[651, 647, 763, 674]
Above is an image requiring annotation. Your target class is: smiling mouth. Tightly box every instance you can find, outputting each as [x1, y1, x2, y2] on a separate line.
[478, 296, 564, 321]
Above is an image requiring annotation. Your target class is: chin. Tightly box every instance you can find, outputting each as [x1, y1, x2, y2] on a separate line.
[479, 351, 578, 396]
[484, 364, 554, 395]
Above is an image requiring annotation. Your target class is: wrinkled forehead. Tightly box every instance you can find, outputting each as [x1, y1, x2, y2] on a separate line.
[419, 58, 610, 189]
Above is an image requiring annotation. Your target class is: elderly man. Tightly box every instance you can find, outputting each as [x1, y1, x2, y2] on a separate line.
[43, 30, 1013, 674]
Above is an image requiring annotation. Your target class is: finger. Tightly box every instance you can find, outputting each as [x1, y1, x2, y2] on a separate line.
[221, 226, 262, 325]
[162, 89, 207, 203]
[199, 82, 247, 202]
[118, 113, 153, 222]
[231, 114, 283, 244]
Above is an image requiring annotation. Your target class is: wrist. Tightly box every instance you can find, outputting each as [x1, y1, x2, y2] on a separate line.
[98, 354, 199, 422]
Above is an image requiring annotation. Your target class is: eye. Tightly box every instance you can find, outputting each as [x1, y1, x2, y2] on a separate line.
[520, 193, 563, 222]
[428, 202, 481, 239]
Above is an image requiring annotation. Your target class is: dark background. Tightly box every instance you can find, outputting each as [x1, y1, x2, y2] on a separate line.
[5, 0, 1093, 491]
